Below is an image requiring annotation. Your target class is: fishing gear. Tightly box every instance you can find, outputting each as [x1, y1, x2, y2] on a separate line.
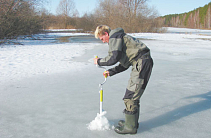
[95, 56, 108, 115]
[86, 56, 112, 131]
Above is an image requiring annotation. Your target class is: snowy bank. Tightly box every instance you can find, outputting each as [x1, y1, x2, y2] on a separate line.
[0, 33, 98, 84]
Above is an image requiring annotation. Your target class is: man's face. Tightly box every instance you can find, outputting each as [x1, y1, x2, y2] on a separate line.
[99, 32, 109, 43]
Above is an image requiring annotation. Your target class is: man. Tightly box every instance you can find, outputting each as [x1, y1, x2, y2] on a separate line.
[93, 25, 153, 134]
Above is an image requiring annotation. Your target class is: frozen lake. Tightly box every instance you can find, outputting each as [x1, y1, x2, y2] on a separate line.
[0, 27, 211, 138]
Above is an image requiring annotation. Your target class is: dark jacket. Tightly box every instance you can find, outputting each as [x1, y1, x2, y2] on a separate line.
[97, 28, 151, 76]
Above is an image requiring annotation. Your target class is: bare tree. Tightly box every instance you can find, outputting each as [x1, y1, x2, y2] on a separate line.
[0, 0, 44, 39]
[93, 0, 161, 32]
[57, 0, 75, 17]
[56, 0, 78, 28]
[119, 0, 147, 17]
[118, 0, 148, 31]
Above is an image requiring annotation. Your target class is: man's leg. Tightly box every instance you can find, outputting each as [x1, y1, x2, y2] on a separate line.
[115, 58, 153, 134]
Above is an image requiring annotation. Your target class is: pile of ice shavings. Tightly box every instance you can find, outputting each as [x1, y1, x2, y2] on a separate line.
[87, 111, 114, 131]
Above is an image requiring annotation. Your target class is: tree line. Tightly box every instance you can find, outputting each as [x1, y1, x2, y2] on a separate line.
[0, 0, 45, 39]
[0, 0, 163, 40]
[45, 0, 163, 33]
[159, 2, 211, 29]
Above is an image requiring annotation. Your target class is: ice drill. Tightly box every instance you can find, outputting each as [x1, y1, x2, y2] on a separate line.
[95, 56, 107, 115]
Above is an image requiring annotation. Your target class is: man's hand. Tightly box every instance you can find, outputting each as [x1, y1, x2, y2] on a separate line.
[94, 57, 99, 65]
[103, 71, 110, 77]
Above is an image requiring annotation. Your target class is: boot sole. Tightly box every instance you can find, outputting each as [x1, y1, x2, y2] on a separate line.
[114, 126, 137, 135]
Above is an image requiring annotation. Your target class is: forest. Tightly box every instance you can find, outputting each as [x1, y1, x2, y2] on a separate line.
[160, 2, 211, 29]
[1, 0, 211, 40]
[0, 0, 163, 40]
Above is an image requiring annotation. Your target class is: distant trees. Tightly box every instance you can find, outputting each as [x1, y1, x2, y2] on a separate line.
[160, 2, 211, 29]
[40, 0, 162, 32]
[0, 0, 163, 40]
[93, 0, 161, 32]
[56, 0, 79, 29]
[75, 13, 96, 31]
[0, 0, 45, 39]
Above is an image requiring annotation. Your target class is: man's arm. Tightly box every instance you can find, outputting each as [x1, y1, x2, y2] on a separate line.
[108, 63, 129, 76]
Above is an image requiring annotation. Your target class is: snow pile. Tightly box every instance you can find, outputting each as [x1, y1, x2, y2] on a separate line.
[87, 111, 114, 131]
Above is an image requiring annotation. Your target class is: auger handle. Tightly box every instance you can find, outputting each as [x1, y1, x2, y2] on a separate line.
[104, 71, 108, 78]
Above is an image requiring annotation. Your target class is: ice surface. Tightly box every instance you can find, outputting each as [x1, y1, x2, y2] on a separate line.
[1, 28, 211, 138]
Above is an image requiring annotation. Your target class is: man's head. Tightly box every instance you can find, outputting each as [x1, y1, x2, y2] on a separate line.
[95, 25, 111, 43]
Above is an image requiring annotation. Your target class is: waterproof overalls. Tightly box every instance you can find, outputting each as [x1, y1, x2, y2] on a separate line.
[97, 28, 153, 134]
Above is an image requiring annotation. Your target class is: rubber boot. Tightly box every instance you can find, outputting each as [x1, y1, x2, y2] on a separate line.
[118, 106, 140, 129]
[114, 112, 138, 134]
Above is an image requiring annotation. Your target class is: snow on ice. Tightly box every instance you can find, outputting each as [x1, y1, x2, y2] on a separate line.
[0, 28, 211, 138]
